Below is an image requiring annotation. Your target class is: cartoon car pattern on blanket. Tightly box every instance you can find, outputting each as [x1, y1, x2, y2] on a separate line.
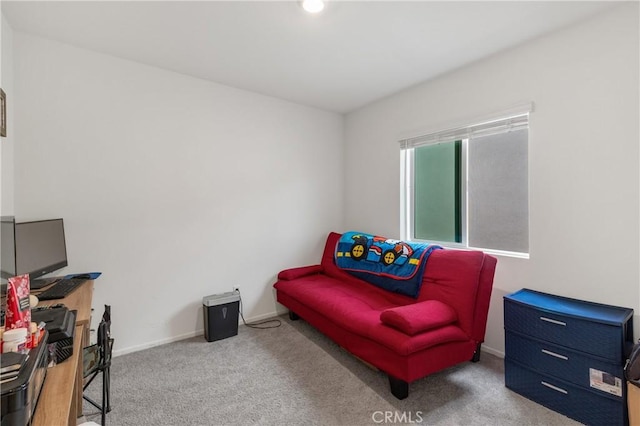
[349, 234, 416, 266]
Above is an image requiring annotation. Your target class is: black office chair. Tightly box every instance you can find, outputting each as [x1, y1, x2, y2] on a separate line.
[83, 305, 113, 425]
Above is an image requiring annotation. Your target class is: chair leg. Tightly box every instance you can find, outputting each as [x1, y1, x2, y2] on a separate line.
[83, 371, 102, 411]
[83, 369, 111, 423]
[102, 370, 107, 425]
[288, 311, 300, 321]
[83, 371, 98, 391]
[83, 394, 102, 411]
[105, 366, 112, 412]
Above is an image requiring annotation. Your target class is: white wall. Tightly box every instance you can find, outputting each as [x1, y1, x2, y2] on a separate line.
[13, 33, 344, 355]
[1, 14, 15, 216]
[1, 12, 2, 218]
[9, 3, 639, 358]
[344, 4, 639, 355]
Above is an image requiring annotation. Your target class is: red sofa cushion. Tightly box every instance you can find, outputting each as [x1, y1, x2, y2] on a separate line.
[380, 300, 457, 336]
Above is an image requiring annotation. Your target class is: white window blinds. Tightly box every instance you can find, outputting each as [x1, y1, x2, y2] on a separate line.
[399, 103, 533, 149]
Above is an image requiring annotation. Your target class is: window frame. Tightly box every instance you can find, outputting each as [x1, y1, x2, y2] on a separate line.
[399, 103, 532, 259]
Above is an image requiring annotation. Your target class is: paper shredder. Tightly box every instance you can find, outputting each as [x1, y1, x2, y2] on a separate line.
[202, 291, 240, 342]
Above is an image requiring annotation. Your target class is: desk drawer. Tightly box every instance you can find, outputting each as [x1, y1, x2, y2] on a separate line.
[505, 331, 624, 397]
[504, 299, 623, 362]
[505, 359, 625, 426]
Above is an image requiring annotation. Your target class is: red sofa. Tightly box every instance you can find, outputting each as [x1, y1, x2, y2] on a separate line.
[273, 232, 497, 399]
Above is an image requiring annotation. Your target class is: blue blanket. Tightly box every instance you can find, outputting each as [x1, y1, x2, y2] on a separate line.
[335, 231, 441, 298]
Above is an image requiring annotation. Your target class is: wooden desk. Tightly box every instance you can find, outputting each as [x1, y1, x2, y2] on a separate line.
[32, 280, 94, 426]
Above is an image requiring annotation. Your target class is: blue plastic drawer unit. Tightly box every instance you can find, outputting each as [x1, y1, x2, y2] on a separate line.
[504, 289, 634, 426]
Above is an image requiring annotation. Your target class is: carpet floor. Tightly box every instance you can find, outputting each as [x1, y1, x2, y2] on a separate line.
[83, 315, 582, 425]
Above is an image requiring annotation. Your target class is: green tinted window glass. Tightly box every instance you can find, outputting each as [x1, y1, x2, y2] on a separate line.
[413, 141, 461, 242]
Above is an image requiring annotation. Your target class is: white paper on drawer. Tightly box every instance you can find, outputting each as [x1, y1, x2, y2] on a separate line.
[589, 368, 623, 397]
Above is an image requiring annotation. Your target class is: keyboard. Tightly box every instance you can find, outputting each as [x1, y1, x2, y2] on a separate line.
[36, 278, 86, 300]
[31, 277, 60, 290]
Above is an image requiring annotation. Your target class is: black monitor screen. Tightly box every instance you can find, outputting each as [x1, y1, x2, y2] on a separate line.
[16, 218, 68, 279]
[1, 216, 16, 282]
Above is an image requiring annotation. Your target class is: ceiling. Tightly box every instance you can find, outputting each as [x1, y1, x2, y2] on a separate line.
[2, 1, 619, 113]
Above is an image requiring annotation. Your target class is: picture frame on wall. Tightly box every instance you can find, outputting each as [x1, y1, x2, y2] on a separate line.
[1, 89, 6, 137]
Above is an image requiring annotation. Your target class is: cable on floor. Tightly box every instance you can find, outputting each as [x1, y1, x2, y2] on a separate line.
[237, 288, 281, 329]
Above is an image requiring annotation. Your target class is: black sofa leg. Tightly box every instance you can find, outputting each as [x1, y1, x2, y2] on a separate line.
[388, 375, 409, 400]
[471, 343, 482, 362]
[288, 311, 300, 321]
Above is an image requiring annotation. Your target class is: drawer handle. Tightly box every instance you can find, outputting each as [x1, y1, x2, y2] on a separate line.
[541, 381, 568, 394]
[539, 316, 566, 326]
[541, 349, 569, 361]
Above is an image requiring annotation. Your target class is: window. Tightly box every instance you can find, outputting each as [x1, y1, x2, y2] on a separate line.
[400, 105, 531, 257]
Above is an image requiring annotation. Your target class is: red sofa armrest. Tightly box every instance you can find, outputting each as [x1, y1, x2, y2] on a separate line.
[277, 265, 323, 281]
[380, 300, 458, 336]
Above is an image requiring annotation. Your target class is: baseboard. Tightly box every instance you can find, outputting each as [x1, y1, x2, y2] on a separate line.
[241, 308, 287, 324]
[112, 329, 204, 357]
[481, 344, 505, 359]
[113, 308, 286, 357]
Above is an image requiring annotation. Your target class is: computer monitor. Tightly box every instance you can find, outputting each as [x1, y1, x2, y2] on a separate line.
[1, 216, 16, 283]
[15, 218, 68, 281]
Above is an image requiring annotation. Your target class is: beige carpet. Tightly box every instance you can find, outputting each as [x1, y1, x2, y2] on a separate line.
[83, 315, 582, 425]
